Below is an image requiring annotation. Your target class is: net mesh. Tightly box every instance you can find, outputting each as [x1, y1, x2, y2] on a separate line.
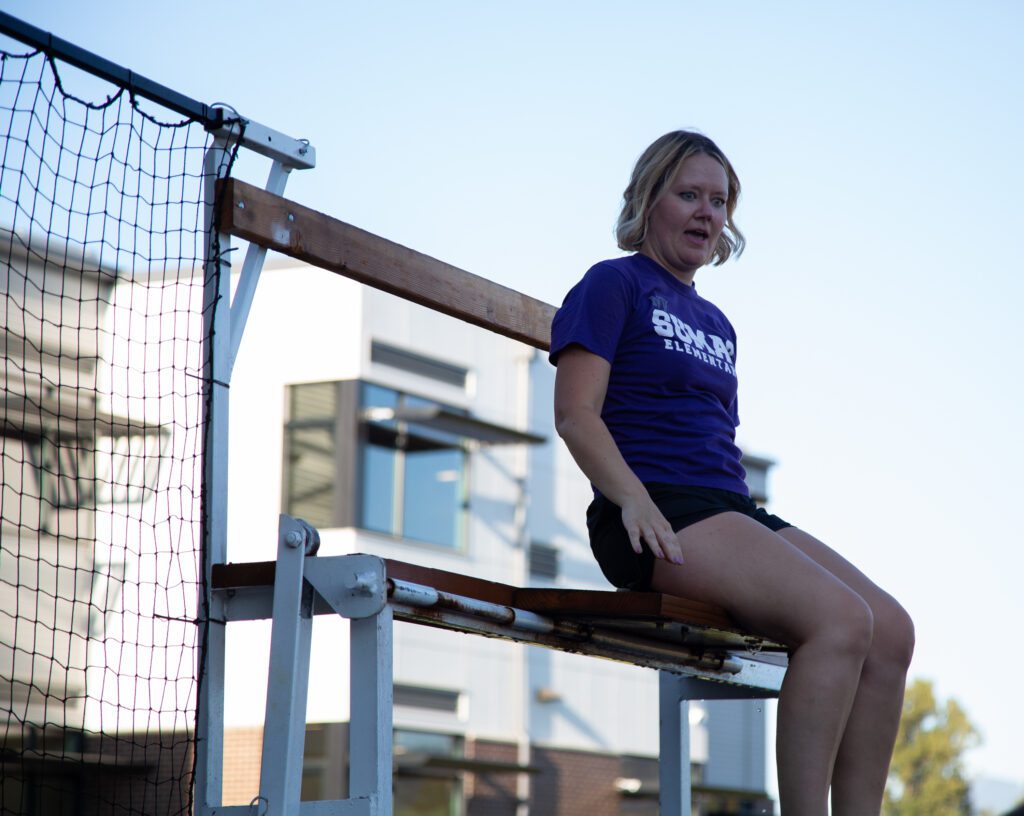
[0, 44, 239, 814]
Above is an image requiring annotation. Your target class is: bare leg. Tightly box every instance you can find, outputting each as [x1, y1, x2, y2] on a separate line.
[649, 513, 874, 816]
[778, 528, 915, 816]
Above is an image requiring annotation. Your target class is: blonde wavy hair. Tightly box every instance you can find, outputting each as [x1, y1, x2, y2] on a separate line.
[615, 130, 745, 266]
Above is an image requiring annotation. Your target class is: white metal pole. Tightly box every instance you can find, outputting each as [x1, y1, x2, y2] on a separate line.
[195, 137, 234, 813]
[348, 607, 394, 815]
[659, 671, 692, 816]
[514, 350, 534, 816]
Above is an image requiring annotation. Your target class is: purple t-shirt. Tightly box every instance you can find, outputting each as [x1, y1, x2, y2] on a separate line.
[550, 253, 748, 496]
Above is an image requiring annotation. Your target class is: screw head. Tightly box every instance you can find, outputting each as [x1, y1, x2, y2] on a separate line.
[285, 529, 304, 548]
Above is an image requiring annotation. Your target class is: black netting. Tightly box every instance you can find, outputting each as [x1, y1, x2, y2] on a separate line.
[1, 44, 239, 815]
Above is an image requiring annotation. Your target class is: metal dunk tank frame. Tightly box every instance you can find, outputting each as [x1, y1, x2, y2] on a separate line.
[198, 174, 791, 816]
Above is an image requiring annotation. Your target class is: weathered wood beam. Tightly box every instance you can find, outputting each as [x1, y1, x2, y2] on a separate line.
[216, 178, 556, 350]
[211, 558, 746, 636]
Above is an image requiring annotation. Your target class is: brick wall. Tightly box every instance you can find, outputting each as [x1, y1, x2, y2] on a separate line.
[465, 738, 519, 816]
[222, 726, 263, 806]
[214, 726, 773, 815]
[466, 740, 658, 816]
[529, 745, 622, 816]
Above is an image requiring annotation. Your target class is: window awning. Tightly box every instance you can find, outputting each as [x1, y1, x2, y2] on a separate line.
[361, 406, 546, 447]
[1, 392, 163, 441]
[395, 752, 541, 775]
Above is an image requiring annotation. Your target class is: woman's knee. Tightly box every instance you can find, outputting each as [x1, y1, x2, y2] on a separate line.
[840, 593, 875, 658]
[811, 590, 874, 661]
[869, 597, 915, 671]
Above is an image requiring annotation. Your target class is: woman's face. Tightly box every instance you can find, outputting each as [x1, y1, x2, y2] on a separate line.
[640, 152, 729, 284]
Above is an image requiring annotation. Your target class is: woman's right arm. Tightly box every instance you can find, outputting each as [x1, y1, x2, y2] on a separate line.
[553, 345, 684, 564]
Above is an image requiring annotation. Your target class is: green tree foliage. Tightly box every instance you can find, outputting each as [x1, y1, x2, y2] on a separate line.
[883, 678, 979, 816]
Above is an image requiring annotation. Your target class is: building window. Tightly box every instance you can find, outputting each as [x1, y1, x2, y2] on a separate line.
[528, 542, 559, 580]
[283, 381, 341, 530]
[359, 383, 468, 549]
[394, 684, 461, 714]
[283, 381, 468, 549]
[394, 730, 463, 816]
[296, 723, 463, 812]
[283, 378, 543, 546]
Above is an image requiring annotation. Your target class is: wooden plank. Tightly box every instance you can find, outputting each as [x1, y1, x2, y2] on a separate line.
[513, 587, 738, 631]
[212, 558, 743, 633]
[211, 559, 518, 607]
[383, 561, 743, 633]
[216, 178, 556, 351]
[212, 560, 274, 588]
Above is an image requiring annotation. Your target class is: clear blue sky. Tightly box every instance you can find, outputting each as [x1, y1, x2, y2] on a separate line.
[4, 0, 1022, 792]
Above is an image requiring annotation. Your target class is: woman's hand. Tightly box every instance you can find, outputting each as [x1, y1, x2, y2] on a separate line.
[619, 492, 684, 565]
[554, 345, 684, 567]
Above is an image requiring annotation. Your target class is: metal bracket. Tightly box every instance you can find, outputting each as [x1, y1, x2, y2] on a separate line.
[305, 555, 388, 619]
[214, 117, 316, 170]
[209, 112, 318, 378]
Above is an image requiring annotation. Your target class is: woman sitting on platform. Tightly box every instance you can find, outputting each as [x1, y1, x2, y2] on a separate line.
[550, 130, 914, 816]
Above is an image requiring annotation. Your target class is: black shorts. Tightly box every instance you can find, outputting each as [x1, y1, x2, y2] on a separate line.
[586, 483, 792, 591]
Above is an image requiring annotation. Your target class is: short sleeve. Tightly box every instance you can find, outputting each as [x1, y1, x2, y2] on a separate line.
[728, 336, 740, 426]
[549, 262, 635, 366]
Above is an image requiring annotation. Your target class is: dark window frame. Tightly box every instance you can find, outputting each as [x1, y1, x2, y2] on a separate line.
[370, 340, 469, 389]
[393, 684, 462, 714]
[282, 379, 470, 551]
[356, 381, 469, 550]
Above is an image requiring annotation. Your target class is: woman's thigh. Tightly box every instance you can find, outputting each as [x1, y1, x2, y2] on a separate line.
[777, 526, 914, 662]
[649, 511, 871, 648]
[775, 527, 896, 610]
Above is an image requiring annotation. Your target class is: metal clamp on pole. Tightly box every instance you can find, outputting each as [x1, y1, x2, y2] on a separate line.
[304, 555, 388, 619]
[213, 117, 316, 170]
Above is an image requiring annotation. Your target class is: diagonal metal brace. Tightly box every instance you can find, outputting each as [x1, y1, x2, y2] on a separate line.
[257, 514, 318, 815]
